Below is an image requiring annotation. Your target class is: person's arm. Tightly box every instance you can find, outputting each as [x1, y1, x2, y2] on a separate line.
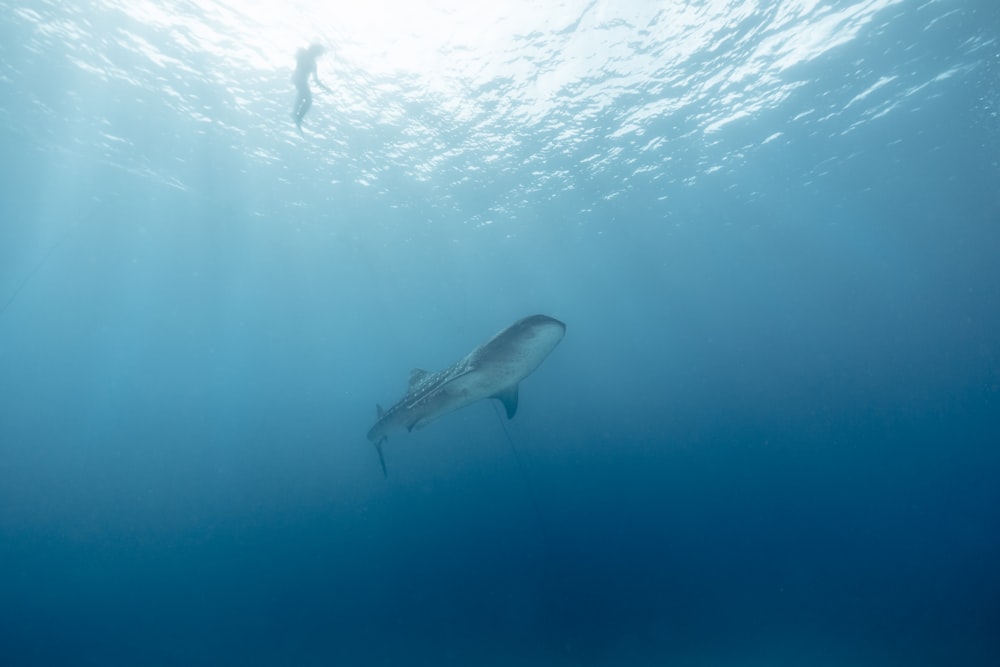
[312, 65, 331, 92]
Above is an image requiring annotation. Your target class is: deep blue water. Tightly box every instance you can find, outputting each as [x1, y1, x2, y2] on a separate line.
[1, 1, 999, 665]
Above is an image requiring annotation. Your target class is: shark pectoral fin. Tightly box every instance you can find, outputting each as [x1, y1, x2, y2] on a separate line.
[374, 437, 388, 478]
[493, 384, 519, 419]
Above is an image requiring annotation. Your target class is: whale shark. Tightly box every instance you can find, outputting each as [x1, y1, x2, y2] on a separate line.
[367, 314, 566, 476]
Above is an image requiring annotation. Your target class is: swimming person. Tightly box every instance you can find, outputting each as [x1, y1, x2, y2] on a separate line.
[292, 43, 331, 134]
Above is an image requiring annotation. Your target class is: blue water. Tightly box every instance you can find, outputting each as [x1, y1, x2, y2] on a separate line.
[1, 1, 998, 664]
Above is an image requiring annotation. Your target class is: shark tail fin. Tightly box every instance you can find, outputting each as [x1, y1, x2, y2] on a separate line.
[374, 436, 388, 478]
[372, 405, 388, 478]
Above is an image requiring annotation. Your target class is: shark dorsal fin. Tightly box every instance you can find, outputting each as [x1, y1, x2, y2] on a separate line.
[376, 403, 385, 420]
[408, 368, 430, 389]
[492, 384, 519, 419]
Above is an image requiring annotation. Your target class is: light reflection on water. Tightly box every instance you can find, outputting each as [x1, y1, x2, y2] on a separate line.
[0, 0, 984, 214]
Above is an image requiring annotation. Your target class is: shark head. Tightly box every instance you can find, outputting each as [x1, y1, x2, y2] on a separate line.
[469, 314, 566, 374]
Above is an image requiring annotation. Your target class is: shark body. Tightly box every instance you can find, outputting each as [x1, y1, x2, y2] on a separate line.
[367, 314, 566, 476]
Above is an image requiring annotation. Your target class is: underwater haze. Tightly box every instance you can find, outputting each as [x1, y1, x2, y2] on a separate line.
[1, 0, 999, 665]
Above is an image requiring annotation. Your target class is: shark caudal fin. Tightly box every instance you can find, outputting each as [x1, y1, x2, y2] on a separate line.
[374, 437, 388, 478]
[373, 404, 388, 478]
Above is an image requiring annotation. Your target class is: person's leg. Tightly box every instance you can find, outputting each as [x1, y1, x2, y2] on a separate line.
[300, 91, 312, 119]
[293, 86, 312, 129]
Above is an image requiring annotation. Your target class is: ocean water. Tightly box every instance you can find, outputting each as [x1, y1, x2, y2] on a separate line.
[1, 0, 998, 665]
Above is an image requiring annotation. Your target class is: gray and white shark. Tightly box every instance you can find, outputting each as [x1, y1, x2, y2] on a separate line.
[367, 314, 566, 476]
